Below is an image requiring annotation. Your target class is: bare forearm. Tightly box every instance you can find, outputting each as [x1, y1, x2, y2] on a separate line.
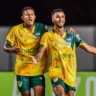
[87, 46, 96, 54]
[4, 43, 21, 54]
[34, 53, 43, 61]
[80, 43, 96, 54]
[34, 47, 46, 61]
[4, 44, 15, 53]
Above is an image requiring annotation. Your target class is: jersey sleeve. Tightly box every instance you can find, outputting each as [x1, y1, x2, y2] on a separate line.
[6, 27, 16, 46]
[40, 33, 48, 48]
[34, 22, 51, 35]
[75, 33, 84, 47]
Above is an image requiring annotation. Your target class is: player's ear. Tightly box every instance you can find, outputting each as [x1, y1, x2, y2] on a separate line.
[52, 15, 54, 23]
[21, 16, 24, 21]
[34, 15, 36, 20]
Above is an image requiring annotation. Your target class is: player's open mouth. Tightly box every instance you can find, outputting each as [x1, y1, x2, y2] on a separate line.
[28, 19, 32, 23]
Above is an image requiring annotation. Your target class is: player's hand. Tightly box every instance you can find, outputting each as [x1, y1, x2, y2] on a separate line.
[29, 56, 38, 65]
[12, 47, 22, 55]
[4, 44, 22, 55]
[67, 27, 76, 34]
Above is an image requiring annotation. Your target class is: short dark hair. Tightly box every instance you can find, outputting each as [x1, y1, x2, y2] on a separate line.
[51, 8, 64, 16]
[21, 6, 35, 16]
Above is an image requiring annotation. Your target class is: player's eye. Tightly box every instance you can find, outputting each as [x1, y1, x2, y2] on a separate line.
[56, 15, 59, 18]
[62, 15, 65, 18]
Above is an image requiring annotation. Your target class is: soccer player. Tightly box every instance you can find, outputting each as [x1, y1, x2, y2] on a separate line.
[4, 6, 75, 96]
[31, 8, 96, 96]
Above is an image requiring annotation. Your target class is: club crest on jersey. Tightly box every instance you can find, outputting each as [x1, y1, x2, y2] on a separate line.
[17, 81, 22, 87]
[66, 42, 71, 47]
[53, 77, 58, 82]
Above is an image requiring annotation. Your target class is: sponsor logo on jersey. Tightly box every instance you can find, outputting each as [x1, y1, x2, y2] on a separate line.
[24, 48, 38, 53]
[62, 53, 74, 58]
[66, 38, 71, 41]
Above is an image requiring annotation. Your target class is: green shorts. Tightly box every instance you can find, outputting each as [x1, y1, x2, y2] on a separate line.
[51, 77, 76, 93]
[16, 75, 45, 92]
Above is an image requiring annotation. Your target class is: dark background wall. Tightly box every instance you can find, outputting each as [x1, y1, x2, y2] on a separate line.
[0, 0, 96, 26]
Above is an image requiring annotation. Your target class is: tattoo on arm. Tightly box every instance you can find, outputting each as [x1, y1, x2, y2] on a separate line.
[35, 47, 46, 61]
[4, 43, 15, 53]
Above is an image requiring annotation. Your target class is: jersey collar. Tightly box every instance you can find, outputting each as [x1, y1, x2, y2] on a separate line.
[52, 29, 67, 38]
[22, 23, 35, 33]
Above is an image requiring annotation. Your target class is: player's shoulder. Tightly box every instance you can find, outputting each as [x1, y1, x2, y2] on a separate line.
[34, 22, 53, 31]
[43, 29, 53, 36]
[11, 23, 22, 30]
[8, 24, 23, 35]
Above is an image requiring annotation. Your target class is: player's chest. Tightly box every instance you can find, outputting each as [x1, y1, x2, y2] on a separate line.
[16, 31, 41, 44]
[49, 34, 73, 48]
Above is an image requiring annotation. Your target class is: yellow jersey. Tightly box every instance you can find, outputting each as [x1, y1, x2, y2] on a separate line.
[40, 29, 84, 87]
[6, 23, 47, 76]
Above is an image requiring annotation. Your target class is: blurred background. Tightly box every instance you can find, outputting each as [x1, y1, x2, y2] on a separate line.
[0, 0, 96, 96]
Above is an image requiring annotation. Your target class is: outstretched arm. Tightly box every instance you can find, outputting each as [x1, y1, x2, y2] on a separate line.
[80, 42, 96, 54]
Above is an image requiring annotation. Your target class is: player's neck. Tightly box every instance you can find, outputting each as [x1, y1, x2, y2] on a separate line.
[54, 26, 64, 37]
[25, 24, 34, 32]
